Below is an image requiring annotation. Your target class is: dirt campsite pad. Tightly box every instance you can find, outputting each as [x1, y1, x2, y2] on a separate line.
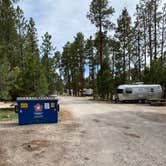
[59, 106, 73, 122]
[0, 97, 166, 166]
[0, 105, 74, 166]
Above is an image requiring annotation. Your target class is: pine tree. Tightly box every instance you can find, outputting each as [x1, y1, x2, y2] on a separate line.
[19, 18, 48, 96]
[69, 42, 79, 96]
[0, 0, 19, 69]
[0, 0, 19, 99]
[15, 6, 27, 69]
[60, 33, 86, 96]
[161, 3, 166, 61]
[52, 51, 64, 95]
[74, 32, 85, 96]
[61, 42, 72, 95]
[41, 32, 56, 94]
[132, 5, 144, 81]
[110, 38, 123, 86]
[87, 0, 114, 66]
[85, 36, 96, 90]
[97, 55, 112, 99]
[115, 8, 132, 82]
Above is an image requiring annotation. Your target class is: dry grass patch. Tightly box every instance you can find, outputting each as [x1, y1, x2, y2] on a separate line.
[0, 108, 17, 121]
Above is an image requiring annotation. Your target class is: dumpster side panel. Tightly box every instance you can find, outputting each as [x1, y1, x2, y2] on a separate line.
[17, 99, 58, 125]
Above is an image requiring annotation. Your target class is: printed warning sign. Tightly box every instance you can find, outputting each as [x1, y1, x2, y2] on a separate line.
[21, 103, 28, 108]
[50, 102, 55, 108]
[44, 103, 50, 109]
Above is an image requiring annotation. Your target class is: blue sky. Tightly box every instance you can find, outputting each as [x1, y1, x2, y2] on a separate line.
[18, 0, 140, 52]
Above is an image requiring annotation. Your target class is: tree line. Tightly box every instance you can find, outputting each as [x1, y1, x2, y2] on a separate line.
[0, 0, 63, 100]
[61, 0, 166, 99]
[0, 0, 166, 100]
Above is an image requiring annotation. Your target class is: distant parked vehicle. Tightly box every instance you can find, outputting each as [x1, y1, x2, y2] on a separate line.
[83, 88, 93, 96]
[116, 84, 162, 102]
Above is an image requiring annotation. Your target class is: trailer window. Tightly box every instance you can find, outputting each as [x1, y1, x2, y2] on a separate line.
[125, 88, 132, 94]
[117, 89, 123, 94]
[150, 88, 154, 92]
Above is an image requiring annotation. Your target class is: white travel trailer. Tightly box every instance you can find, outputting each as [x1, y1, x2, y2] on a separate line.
[117, 84, 162, 102]
[83, 88, 93, 96]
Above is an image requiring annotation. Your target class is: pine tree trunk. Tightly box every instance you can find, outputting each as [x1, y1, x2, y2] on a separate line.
[143, 13, 147, 69]
[148, 6, 153, 69]
[161, 12, 165, 61]
[80, 65, 84, 96]
[138, 30, 141, 81]
[154, 0, 157, 60]
[123, 40, 126, 82]
[112, 51, 115, 79]
[67, 72, 71, 96]
[99, 24, 103, 66]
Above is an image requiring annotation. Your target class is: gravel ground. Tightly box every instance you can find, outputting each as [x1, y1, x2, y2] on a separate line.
[0, 96, 166, 166]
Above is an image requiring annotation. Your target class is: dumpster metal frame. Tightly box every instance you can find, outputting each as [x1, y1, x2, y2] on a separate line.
[16, 97, 59, 125]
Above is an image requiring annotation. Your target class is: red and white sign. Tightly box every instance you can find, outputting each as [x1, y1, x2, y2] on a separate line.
[34, 103, 43, 112]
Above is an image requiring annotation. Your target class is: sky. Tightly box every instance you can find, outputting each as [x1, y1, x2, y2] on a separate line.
[18, 0, 140, 52]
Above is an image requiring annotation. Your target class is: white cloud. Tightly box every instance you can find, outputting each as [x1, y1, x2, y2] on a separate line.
[18, 0, 140, 52]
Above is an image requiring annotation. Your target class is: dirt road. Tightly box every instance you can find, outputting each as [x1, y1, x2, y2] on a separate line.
[0, 96, 166, 166]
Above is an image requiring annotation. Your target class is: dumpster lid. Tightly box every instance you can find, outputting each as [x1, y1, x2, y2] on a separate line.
[17, 97, 58, 101]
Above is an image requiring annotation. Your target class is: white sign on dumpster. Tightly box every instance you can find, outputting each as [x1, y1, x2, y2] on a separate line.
[44, 103, 50, 109]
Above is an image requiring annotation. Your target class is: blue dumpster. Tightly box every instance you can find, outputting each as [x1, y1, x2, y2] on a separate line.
[15, 97, 59, 125]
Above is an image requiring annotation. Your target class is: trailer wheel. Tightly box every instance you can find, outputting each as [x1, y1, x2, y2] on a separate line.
[138, 99, 145, 104]
[138, 100, 142, 103]
[141, 99, 145, 103]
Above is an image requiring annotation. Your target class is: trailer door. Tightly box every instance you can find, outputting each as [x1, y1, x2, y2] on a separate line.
[137, 87, 144, 99]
